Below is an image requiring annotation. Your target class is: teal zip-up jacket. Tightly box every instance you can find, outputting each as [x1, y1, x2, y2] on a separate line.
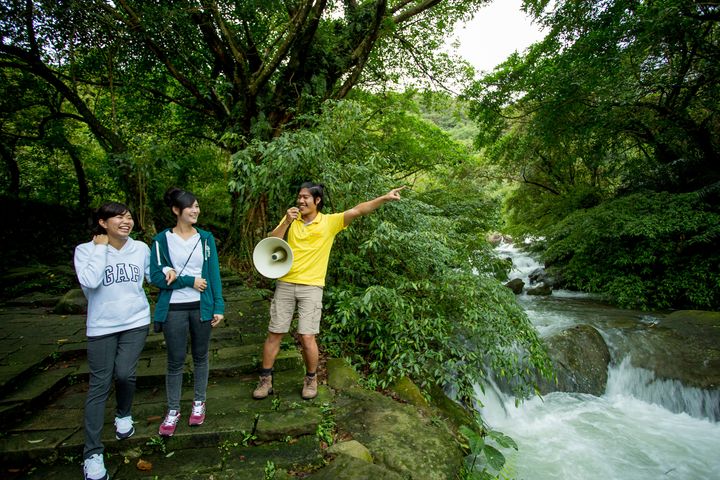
[150, 227, 224, 323]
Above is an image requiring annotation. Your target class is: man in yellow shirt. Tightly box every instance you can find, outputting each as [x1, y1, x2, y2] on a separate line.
[253, 182, 405, 400]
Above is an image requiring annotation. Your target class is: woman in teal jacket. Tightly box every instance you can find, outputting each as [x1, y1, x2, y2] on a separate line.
[150, 187, 224, 437]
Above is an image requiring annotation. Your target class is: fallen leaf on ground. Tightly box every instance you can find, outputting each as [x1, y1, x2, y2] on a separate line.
[136, 459, 153, 471]
[146, 415, 162, 423]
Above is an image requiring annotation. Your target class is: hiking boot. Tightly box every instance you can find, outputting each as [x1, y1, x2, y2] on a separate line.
[301, 375, 318, 400]
[114, 415, 134, 440]
[158, 410, 181, 437]
[253, 375, 273, 399]
[189, 401, 206, 426]
[83, 453, 109, 480]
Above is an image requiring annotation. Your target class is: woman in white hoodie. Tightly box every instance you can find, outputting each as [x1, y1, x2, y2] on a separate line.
[74, 202, 151, 480]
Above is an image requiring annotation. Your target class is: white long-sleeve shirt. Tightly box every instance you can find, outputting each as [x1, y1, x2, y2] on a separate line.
[166, 230, 202, 304]
[74, 237, 151, 337]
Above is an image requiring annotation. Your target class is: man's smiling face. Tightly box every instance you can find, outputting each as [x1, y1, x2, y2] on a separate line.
[296, 188, 319, 217]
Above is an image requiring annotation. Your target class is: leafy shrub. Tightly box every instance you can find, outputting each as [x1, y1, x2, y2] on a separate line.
[459, 424, 517, 479]
[317, 143, 551, 400]
[543, 191, 720, 310]
[233, 97, 553, 401]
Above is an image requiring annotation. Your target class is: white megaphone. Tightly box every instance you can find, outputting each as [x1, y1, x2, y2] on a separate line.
[252, 237, 294, 279]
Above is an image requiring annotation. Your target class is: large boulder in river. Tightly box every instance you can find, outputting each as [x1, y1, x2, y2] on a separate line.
[539, 324, 611, 396]
[627, 310, 720, 389]
[486, 232, 512, 245]
[505, 278, 525, 294]
[527, 283, 552, 296]
[528, 267, 555, 287]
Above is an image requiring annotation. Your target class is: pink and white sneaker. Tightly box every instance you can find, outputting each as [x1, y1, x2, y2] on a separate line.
[158, 409, 180, 436]
[189, 401, 206, 426]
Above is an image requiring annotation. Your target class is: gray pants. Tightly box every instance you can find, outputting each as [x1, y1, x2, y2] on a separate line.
[163, 308, 212, 410]
[84, 325, 148, 459]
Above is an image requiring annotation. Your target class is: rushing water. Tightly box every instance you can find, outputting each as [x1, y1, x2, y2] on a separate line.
[476, 242, 720, 480]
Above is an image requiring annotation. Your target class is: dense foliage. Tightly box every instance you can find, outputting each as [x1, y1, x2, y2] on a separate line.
[542, 192, 720, 310]
[3, 0, 553, 386]
[234, 96, 553, 400]
[1, 0, 488, 242]
[466, 0, 720, 309]
[1, 75, 554, 402]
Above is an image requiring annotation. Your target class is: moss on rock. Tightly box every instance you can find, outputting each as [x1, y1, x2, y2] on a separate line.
[426, 383, 476, 433]
[53, 289, 87, 315]
[333, 387, 463, 479]
[327, 439, 373, 463]
[389, 376, 429, 410]
[326, 358, 361, 391]
[308, 452, 405, 480]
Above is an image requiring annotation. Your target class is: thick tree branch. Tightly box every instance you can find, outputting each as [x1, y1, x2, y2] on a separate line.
[337, 0, 387, 97]
[109, 0, 221, 118]
[200, 0, 248, 85]
[393, 0, 443, 24]
[250, 0, 316, 95]
[190, 5, 242, 88]
[0, 43, 126, 153]
[522, 165, 560, 195]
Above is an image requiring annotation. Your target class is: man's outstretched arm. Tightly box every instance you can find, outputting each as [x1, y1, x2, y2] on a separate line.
[343, 186, 406, 227]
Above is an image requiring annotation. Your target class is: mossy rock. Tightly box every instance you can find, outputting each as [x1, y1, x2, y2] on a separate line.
[629, 310, 720, 389]
[1, 264, 77, 299]
[308, 452, 404, 480]
[1, 265, 49, 285]
[326, 358, 361, 391]
[6, 291, 62, 308]
[426, 383, 475, 433]
[390, 376, 429, 410]
[540, 324, 610, 395]
[504, 278, 525, 294]
[327, 440, 373, 463]
[527, 283, 552, 295]
[53, 288, 87, 314]
[334, 387, 463, 479]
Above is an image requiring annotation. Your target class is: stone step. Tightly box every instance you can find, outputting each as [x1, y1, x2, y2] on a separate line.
[0, 285, 338, 477]
[0, 373, 332, 470]
[11, 437, 323, 480]
[0, 344, 303, 430]
[0, 344, 69, 396]
[0, 367, 79, 428]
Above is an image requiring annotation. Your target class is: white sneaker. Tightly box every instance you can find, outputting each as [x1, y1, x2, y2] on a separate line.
[114, 415, 134, 440]
[83, 453, 109, 480]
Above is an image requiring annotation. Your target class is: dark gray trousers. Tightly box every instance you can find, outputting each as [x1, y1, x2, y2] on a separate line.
[83, 325, 147, 459]
[163, 308, 212, 411]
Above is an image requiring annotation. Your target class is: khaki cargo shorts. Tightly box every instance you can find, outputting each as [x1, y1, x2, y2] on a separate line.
[269, 281, 324, 335]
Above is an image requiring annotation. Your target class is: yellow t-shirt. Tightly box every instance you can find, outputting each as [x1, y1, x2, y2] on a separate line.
[279, 212, 346, 287]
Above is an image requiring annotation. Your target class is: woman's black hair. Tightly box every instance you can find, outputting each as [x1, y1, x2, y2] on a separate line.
[164, 187, 198, 215]
[298, 182, 327, 211]
[92, 202, 130, 235]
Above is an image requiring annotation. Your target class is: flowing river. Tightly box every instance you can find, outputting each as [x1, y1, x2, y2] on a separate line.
[477, 242, 720, 480]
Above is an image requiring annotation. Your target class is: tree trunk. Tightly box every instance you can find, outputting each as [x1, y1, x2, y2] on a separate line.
[0, 140, 20, 197]
[61, 139, 89, 211]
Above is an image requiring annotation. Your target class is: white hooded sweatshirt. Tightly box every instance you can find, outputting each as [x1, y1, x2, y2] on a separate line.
[74, 237, 151, 337]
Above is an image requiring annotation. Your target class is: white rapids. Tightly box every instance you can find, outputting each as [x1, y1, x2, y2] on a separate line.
[475, 242, 720, 479]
